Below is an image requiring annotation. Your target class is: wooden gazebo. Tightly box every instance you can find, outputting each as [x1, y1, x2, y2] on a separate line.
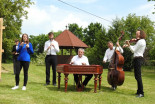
[55, 29, 88, 64]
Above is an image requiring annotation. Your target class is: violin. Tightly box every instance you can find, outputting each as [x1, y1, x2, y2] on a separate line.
[123, 38, 140, 48]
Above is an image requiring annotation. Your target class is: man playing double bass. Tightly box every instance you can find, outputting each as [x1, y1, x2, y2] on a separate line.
[103, 41, 124, 90]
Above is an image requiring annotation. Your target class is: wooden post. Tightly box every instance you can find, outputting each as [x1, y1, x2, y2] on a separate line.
[0, 18, 5, 80]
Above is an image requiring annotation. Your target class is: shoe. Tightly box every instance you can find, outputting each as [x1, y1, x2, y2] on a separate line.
[53, 83, 56, 86]
[11, 86, 19, 90]
[111, 86, 117, 90]
[135, 93, 139, 95]
[136, 94, 144, 98]
[22, 86, 26, 90]
[44, 83, 50, 86]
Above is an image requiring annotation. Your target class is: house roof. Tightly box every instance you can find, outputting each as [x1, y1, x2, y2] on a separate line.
[55, 30, 88, 49]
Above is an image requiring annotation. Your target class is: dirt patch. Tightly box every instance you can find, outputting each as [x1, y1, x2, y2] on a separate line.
[1, 66, 9, 73]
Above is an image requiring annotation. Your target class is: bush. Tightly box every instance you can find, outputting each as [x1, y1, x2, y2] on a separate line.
[32, 52, 46, 65]
[144, 60, 155, 66]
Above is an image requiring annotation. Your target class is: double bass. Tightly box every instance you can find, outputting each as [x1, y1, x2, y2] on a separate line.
[107, 32, 125, 90]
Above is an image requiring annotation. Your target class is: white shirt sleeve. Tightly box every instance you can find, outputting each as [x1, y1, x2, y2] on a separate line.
[54, 41, 59, 52]
[116, 46, 124, 53]
[85, 57, 89, 65]
[44, 41, 48, 52]
[103, 49, 108, 62]
[70, 56, 76, 64]
[129, 41, 142, 53]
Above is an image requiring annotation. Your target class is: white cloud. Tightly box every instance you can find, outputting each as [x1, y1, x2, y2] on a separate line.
[51, 13, 89, 31]
[21, 4, 91, 35]
[21, 1, 155, 36]
[50, 5, 59, 13]
[129, 3, 155, 21]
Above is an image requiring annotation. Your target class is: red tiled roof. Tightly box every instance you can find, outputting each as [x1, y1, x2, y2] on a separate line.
[55, 30, 88, 49]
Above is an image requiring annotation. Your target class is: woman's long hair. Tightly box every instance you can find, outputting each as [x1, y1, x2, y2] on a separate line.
[21, 33, 29, 44]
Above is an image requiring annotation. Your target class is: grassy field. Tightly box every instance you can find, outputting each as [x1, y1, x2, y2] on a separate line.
[0, 63, 155, 104]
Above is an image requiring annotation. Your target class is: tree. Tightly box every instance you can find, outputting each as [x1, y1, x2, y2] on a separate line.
[68, 23, 84, 40]
[0, 0, 33, 62]
[85, 26, 108, 65]
[85, 14, 155, 71]
[83, 22, 103, 47]
[148, 0, 155, 14]
[108, 14, 155, 71]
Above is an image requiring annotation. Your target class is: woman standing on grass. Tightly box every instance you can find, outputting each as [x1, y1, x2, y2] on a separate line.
[11, 34, 34, 91]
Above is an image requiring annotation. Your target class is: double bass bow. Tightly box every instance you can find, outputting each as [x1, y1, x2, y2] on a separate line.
[107, 31, 125, 90]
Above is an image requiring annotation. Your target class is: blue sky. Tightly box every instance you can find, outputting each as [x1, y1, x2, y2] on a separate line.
[21, 0, 155, 36]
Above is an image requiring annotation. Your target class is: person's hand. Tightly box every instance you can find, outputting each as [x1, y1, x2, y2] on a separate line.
[26, 44, 29, 48]
[82, 63, 86, 65]
[116, 41, 120, 47]
[123, 44, 128, 48]
[71, 62, 74, 64]
[50, 43, 55, 48]
[103, 61, 106, 63]
[126, 40, 130, 46]
[20, 42, 24, 46]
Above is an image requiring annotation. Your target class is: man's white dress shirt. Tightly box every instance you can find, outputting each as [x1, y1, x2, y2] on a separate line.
[103, 46, 123, 62]
[44, 40, 59, 55]
[70, 55, 89, 65]
[129, 39, 146, 57]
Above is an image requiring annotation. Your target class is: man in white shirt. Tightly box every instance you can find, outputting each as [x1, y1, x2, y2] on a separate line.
[125, 30, 146, 98]
[103, 41, 123, 63]
[44, 32, 59, 86]
[70, 48, 93, 88]
[103, 41, 123, 90]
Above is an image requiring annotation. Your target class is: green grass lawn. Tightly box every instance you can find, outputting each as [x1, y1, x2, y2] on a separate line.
[0, 63, 155, 104]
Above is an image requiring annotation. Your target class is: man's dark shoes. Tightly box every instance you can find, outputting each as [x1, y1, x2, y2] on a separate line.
[44, 83, 50, 86]
[53, 83, 56, 86]
[53, 82, 56, 86]
[136, 94, 144, 98]
[135, 93, 138, 95]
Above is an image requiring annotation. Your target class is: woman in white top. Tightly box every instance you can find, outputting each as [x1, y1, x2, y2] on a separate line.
[125, 30, 146, 98]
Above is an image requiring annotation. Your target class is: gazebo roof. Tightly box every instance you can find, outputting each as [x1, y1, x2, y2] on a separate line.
[55, 30, 88, 49]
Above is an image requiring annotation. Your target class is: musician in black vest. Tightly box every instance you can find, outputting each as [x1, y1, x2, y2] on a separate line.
[44, 32, 60, 86]
[12, 39, 19, 75]
[125, 30, 146, 98]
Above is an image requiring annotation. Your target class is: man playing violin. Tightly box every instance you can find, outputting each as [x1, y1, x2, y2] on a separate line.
[124, 30, 146, 98]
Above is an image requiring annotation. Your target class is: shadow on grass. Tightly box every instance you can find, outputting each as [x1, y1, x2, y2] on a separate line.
[46, 84, 92, 92]
[28, 81, 44, 85]
[0, 84, 13, 89]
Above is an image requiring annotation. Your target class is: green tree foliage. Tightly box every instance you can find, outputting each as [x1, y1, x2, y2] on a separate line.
[148, 0, 155, 14]
[0, 0, 33, 62]
[108, 14, 155, 71]
[83, 23, 103, 47]
[68, 23, 84, 40]
[29, 34, 48, 58]
[85, 27, 108, 65]
[67, 15, 155, 71]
